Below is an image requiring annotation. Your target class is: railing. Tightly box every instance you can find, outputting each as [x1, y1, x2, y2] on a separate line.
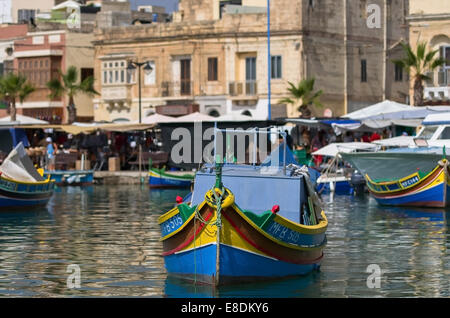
[228, 80, 258, 96]
[161, 80, 192, 97]
[101, 85, 131, 101]
[425, 69, 450, 87]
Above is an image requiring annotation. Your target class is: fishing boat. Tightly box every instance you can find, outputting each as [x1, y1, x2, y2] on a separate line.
[312, 142, 378, 195]
[149, 167, 194, 188]
[341, 113, 450, 207]
[0, 142, 55, 209]
[45, 170, 94, 186]
[158, 128, 328, 285]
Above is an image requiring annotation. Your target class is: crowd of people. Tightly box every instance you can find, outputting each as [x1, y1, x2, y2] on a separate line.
[27, 130, 162, 171]
[287, 127, 395, 168]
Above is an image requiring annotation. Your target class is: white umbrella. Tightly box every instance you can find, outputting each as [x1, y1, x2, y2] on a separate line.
[215, 113, 256, 122]
[312, 142, 379, 157]
[175, 112, 216, 122]
[371, 136, 414, 148]
[0, 114, 49, 125]
[342, 100, 412, 120]
[141, 113, 176, 124]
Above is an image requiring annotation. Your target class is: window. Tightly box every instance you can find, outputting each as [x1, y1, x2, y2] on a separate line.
[271, 55, 282, 79]
[81, 68, 94, 82]
[395, 63, 403, 82]
[361, 59, 367, 82]
[417, 126, 438, 140]
[102, 60, 128, 85]
[438, 127, 450, 140]
[208, 57, 218, 81]
[18, 9, 35, 23]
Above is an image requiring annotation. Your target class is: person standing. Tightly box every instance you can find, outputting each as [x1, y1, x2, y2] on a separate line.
[46, 137, 56, 171]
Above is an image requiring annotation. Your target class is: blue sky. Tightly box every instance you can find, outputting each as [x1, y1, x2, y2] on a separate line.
[129, 0, 179, 13]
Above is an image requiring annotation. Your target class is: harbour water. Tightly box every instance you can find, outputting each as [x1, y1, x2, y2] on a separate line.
[0, 185, 449, 297]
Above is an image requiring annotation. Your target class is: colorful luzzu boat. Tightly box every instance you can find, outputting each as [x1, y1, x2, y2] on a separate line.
[149, 167, 194, 189]
[340, 113, 450, 208]
[0, 143, 55, 209]
[364, 159, 449, 207]
[159, 153, 328, 285]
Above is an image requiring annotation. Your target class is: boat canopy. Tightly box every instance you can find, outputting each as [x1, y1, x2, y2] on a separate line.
[422, 113, 450, 126]
[371, 135, 414, 147]
[0, 142, 45, 182]
[312, 142, 379, 157]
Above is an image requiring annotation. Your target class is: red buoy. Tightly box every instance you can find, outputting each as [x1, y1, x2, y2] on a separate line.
[176, 196, 183, 204]
[271, 205, 280, 214]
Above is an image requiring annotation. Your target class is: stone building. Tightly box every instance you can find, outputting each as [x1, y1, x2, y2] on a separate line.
[13, 28, 95, 123]
[93, 0, 410, 122]
[407, 0, 450, 104]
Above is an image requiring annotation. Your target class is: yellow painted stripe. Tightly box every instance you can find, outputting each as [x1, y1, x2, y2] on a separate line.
[368, 167, 444, 194]
[366, 164, 441, 193]
[0, 175, 54, 185]
[231, 205, 327, 251]
[159, 202, 206, 241]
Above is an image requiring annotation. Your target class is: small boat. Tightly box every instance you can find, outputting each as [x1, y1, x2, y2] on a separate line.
[159, 128, 328, 285]
[45, 170, 94, 186]
[341, 113, 450, 207]
[0, 142, 55, 209]
[312, 142, 378, 195]
[149, 167, 194, 189]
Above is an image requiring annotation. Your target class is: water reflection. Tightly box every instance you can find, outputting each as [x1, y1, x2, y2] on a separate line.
[0, 188, 448, 297]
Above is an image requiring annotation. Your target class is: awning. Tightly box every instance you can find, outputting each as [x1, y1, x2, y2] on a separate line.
[371, 136, 414, 148]
[12, 123, 156, 135]
[312, 142, 379, 157]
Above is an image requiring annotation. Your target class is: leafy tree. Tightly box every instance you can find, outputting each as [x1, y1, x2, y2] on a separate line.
[280, 78, 323, 118]
[393, 42, 445, 106]
[47, 66, 99, 124]
[0, 73, 35, 121]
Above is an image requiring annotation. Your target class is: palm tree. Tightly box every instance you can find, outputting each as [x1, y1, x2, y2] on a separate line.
[46, 66, 99, 124]
[392, 42, 446, 106]
[0, 73, 35, 122]
[279, 78, 323, 118]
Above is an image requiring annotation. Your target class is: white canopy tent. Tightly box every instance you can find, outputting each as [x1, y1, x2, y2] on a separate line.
[215, 113, 258, 122]
[141, 113, 177, 124]
[342, 100, 413, 120]
[371, 136, 414, 148]
[175, 112, 216, 122]
[312, 142, 379, 157]
[0, 115, 49, 125]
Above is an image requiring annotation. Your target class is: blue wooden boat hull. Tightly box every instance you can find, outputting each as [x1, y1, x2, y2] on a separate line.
[149, 169, 193, 188]
[45, 170, 94, 186]
[0, 179, 54, 209]
[164, 243, 319, 285]
[316, 180, 352, 195]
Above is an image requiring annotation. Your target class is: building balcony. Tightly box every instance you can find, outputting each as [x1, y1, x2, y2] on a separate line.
[155, 101, 199, 117]
[161, 80, 192, 98]
[101, 85, 132, 102]
[228, 80, 258, 97]
[424, 69, 450, 101]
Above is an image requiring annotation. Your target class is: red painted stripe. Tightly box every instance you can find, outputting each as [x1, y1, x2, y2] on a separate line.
[222, 211, 323, 265]
[162, 209, 214, 256]
[371, 168, 442, 198]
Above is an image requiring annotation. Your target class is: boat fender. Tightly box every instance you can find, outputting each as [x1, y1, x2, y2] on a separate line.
[176, 196, 183, 204]
[205, 187, 235, 209]
[271, 205, 280, 214]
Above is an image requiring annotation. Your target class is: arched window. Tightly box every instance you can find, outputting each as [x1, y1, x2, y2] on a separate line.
[208, 109, 220, 117]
